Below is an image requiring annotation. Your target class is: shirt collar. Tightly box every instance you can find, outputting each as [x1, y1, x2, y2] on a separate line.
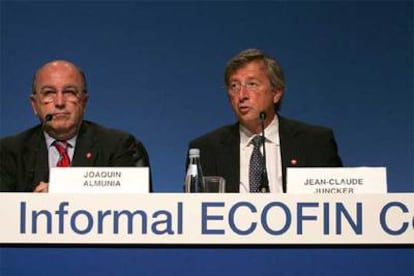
[239, 115, 280, 148]
[44, 131, 77, 148]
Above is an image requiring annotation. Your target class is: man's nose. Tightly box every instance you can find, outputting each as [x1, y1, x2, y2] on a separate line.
[238, 85, 250, 99]
[54, 92, 65, 106]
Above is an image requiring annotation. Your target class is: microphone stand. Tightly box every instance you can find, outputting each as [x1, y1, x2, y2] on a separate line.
[259, 112, 270, 193]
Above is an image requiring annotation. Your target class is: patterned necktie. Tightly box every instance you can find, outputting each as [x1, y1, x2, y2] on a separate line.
[249, 135, 265, 193]
[54, 140, 71, 167]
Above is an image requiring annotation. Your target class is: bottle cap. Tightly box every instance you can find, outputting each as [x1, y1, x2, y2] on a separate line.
[189, 148, 200, 158]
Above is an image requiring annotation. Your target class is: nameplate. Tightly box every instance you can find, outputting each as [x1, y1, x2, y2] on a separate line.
[49, 167, 149, 194]
[287, 167, 387, 194]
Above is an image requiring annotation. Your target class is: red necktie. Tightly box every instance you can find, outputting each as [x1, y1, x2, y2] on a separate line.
[54, 141, 71, 167]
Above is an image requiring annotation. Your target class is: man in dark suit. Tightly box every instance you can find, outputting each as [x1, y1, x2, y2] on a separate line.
[188, 49, 342, 193]
[0, 60, 151, 192]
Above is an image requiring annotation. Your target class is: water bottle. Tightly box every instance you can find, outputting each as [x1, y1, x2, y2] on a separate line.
[185, 148, 204, 193]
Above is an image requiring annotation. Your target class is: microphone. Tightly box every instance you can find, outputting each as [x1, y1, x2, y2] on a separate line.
[259, 111, 270, 193]
[44, 114, 53, 123]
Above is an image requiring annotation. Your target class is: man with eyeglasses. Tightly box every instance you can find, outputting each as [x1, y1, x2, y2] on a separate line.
[0, 60, 152, 192]
[187, 49, 342, 193]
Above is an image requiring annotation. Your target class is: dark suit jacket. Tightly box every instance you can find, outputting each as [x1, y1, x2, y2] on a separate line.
[0, 120, 152, 192]
[188, 115, 342, 193]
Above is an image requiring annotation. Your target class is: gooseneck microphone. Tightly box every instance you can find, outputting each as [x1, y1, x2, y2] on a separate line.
[45, 114, 53, 123]
[259, 111, 270, 193]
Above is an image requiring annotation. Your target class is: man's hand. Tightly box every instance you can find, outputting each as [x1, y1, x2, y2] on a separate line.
[33, 181, 49, 193]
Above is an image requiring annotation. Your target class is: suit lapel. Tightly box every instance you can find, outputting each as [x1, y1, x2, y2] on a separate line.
[218, 124, 240, 193]
[72, 122, 99, 166]
[278, 116, 303, 192]
[23, 128, 49, 191]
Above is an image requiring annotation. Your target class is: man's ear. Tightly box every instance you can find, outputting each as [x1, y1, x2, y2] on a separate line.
[272, 88, 284, 105]
[82, 94, 89, 109]
[29, 94, 38, 116]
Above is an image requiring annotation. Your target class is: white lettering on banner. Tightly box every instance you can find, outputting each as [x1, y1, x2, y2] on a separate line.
[0, 194, 413, 244]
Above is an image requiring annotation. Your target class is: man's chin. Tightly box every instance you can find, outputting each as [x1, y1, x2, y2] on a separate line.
[238, 113, 258, 123]
[45, 124, 77, 140]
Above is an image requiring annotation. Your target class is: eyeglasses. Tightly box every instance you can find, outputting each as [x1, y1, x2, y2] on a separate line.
[36, 88, 84, 104]
[227, 80, 262, 95]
